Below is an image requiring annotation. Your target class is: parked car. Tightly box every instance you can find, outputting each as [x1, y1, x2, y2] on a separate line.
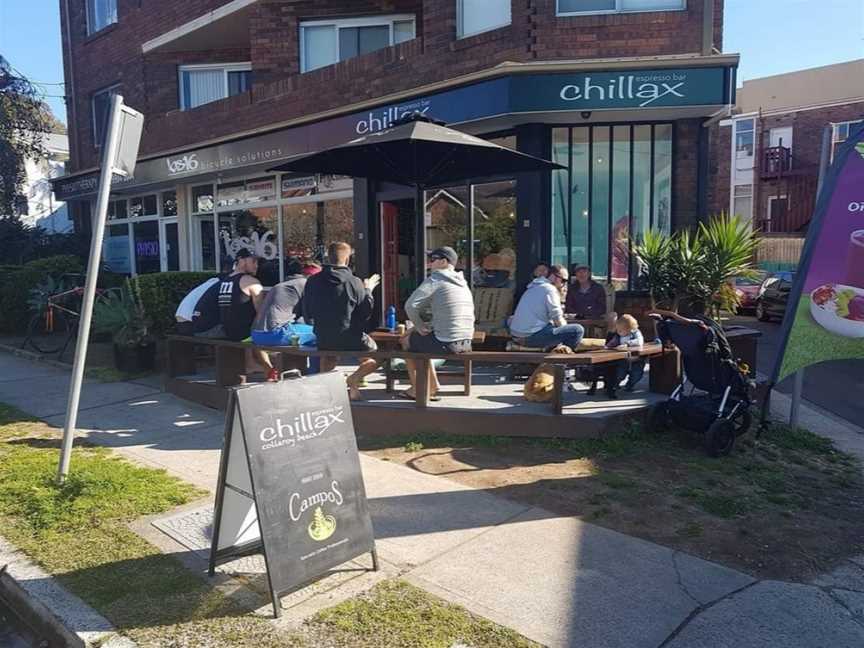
[755, 271, 796, 322]
[732, 273, 766, 313]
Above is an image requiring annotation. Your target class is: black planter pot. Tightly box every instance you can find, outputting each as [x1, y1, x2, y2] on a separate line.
[113, 341, 156, 373]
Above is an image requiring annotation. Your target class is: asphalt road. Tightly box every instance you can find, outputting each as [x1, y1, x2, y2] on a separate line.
[727, 314, 863, 427]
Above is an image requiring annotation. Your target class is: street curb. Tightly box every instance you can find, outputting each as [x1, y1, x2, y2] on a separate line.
[0, 534, 134, 648]
[0, 342, 73, 371]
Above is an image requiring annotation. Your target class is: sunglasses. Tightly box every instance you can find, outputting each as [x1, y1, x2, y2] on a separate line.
[428, 255, 445, 262]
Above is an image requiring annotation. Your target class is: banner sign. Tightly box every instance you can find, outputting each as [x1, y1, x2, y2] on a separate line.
[771, 125, 864, 383]
[209, 372, 377, 617]
[53, 66, 734, 200]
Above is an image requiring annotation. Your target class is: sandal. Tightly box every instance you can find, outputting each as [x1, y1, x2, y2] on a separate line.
[397, 391, 441, 402]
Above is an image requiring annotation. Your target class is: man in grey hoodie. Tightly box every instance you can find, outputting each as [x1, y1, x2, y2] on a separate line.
[509, 264, 584, 351]
[401, 246, 475, 400]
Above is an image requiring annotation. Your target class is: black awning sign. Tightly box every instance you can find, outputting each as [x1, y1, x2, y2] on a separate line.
[209, 372, 378, 617]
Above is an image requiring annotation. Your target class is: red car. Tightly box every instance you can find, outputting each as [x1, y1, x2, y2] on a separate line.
[733, 275, 765, 313]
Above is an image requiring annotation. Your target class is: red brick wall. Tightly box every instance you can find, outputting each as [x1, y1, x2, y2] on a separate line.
[674, 119, 703, 229]
[62, 0, 724, 171]
[707, 120, 731, 216]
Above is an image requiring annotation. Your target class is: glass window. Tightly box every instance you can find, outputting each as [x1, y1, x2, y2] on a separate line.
[165, 222, 180, 271]
[162, 191, 177, 218]
[735, 118, 755, 157]
[281, 199, 354, 269]
[733, 185, 753, 224]
[129, 195, 157, 218]
[832, 120, 863, 160]
[91, 85, 120, 147]
[219, 207, 280, 286]
[426, 185, 469, 279]
[103, 224, 131, 274]
[653, 124, 672, 234]
[458, 0, 511, 38]
[552, 123, 672, 286]
[107, 199, 127, 221]
[557, 0, 683, 13]
[300, 16, 416, 72]
[192, 185, 215, 214]
[196, 216, 217, 271]
[133, 220, 161, 275]
[87, 0, 117, 34]
[590, 127, 611, 280]
[216, 177, 276, 208]
[179, 64, 252, 110]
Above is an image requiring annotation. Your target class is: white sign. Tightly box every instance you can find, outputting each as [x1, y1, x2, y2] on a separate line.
[221, 229, 278, 260]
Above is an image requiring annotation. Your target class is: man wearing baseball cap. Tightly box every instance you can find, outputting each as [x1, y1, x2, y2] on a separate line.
[400, 246, 475, 401]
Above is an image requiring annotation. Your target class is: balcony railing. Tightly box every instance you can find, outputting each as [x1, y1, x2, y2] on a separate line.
[761, 146, 793, 178]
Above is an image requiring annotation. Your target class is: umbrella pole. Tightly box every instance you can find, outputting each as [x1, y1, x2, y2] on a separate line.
[415, 184, 426, 287]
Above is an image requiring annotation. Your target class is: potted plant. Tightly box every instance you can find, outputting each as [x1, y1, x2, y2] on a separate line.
[92, 280, 156, 373]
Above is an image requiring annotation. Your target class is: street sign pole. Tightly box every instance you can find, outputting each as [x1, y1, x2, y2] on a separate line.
[57, 95, 143, 484]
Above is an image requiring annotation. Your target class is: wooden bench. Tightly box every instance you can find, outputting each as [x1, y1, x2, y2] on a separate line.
[165, 335, 671, 414]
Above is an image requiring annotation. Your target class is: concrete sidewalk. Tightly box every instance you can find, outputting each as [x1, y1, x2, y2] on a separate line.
[1, 351, 864, 647]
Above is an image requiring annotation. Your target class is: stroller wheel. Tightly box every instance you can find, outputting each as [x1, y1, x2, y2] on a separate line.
[705, 418, 735, 457]
[648, 403, 671, 434]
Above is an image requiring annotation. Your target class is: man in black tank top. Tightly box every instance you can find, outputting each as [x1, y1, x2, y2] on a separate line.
[218, 249, 276, 380]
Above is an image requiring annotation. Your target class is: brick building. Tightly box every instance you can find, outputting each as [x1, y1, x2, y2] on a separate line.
[709, 59, 864, 235]
[53, 0, 736, 314]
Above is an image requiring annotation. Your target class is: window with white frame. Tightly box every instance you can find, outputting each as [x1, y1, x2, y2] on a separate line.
[733, 184, 753, 223]
[179, 64, 252, 110]
[734, 118, 755, 158]
[832, 119, 863, 159]
[457, 0, 511, 38]
[91, 84, 121, 148]
[557, 0, 685, 15]
[300, 15, 415, 72]
[86, 0, 117, 34]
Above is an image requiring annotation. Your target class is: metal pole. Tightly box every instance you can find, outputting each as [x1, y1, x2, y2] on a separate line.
[57, 94, 125, 484]
[787, 126, 830, 427]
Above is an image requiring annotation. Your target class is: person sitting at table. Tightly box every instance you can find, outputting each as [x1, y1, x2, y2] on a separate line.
[587, 314, 645, 398]
[565, 264, 607, 319]
[400, 246, 475, 401]
[509, 264, 584, 352]
[254, 257, 308, 332]
[303, 242, 380, 400]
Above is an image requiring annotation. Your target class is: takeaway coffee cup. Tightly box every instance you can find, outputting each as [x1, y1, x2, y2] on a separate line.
[846, 230, 864, 288]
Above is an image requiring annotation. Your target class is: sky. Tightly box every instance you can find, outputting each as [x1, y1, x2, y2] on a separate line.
[0, 0, 862, 127]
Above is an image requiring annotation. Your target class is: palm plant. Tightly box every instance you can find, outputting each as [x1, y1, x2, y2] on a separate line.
[698, 214, 760, 317]
[632, 229, 674, 309]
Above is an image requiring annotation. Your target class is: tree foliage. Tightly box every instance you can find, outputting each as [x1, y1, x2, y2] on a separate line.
[0, 55, 52, 218]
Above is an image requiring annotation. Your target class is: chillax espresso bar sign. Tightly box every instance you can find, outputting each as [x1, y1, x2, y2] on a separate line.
[53, 66, 732, 201]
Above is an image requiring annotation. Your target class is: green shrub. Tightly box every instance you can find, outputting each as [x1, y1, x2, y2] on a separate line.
[0, 267, 43, 334]
[132, 272, 215, 336]
[24, 255, 84, 278]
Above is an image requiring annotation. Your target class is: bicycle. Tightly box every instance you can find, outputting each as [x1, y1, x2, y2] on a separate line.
[22, 274, 107, 362]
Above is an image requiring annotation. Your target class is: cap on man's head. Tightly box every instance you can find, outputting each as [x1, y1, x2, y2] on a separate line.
[428, 246, 458, 265]
[235, 248, 258, 261]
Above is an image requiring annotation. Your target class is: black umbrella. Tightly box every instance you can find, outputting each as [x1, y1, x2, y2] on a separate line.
[269, 113, 565, 280]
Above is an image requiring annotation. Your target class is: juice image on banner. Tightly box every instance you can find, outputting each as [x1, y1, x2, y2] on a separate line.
[846, 230, 864, 289]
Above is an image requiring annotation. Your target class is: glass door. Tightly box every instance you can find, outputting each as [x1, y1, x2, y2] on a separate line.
[378, 199, 417, 321]
[161, 219, 180, 271]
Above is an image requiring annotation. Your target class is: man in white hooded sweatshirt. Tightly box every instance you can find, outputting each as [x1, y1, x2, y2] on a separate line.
[401, 246, 475, 401]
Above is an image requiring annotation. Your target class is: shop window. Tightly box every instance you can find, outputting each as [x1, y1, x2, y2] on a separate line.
[219, 207, 280, 286]
[192, 184, 215, 214]
[106, 199, 127, 220]
[457, 0, 511, 38]
[87, 0, 117, 34]
[91, 84, 121, 147]
[129, 195, 158, 218]
[216, 177, 276, 208]
[281, 199, 354, 268]
[551, 123, 673, 287]
[557, 0, 684, 15]
[179, 64, 251, 111]
[162, 191, 177, 217]
[103, 224, 131, 274]
[300, 15, 415, 73]
[133, 220, 161, 274]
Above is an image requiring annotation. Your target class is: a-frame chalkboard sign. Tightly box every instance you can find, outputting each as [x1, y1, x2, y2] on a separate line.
[208, 372, 378, 617]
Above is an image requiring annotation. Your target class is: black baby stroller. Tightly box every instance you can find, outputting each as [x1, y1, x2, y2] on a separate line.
[649, 314, 754, 456]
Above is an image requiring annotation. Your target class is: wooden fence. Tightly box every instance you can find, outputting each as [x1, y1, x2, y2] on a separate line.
[754, 234, 805, 271]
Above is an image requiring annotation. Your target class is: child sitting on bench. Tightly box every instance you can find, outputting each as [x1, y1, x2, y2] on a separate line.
[587, 314, 645, 398]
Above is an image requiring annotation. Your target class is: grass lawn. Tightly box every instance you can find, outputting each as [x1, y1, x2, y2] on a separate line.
[0, 403, 537, 648]
[780, 296, 864, 379]
[361, 419, 864, 581]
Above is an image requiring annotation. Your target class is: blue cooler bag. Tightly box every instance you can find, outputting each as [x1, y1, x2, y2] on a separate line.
[251, 323, 316, 347]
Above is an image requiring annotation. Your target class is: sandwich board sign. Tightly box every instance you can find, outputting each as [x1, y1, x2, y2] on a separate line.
[208, 372, 378, 617]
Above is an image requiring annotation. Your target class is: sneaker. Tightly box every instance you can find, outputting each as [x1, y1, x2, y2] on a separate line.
[266, 368, 280, 382]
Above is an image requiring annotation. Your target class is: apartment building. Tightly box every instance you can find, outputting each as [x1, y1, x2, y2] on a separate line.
[710, 59, 864, 234]
[53, 0, 735, 309]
